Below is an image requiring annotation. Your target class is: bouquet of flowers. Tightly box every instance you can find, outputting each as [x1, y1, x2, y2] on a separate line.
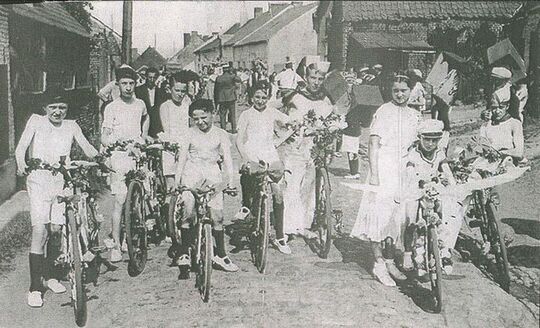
[448, 137, 513, 184]
[285, 109, 347, 165]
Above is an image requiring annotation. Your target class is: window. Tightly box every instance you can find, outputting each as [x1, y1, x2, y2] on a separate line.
[21, 70, 46, 93]
[63, 71, 76, 90]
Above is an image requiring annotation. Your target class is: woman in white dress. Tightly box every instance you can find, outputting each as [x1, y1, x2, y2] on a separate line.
[350, 74, 421, 286]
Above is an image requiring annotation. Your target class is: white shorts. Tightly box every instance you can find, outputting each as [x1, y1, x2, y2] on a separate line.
[109, 150, 137, 201]
[26, 170, 66, 226]
[162, 150, 177, 176]
[181, 161, 223, 210]
[341, 134, 360, 154]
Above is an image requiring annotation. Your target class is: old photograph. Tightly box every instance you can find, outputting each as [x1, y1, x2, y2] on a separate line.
[0, 1, 538, 327]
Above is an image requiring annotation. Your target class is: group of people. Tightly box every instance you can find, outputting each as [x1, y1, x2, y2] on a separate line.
[15, 49, 526, 307]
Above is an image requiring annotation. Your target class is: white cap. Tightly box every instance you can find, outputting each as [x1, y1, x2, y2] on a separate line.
[491, 67, 512, 79]
[418, 119, 444, 137]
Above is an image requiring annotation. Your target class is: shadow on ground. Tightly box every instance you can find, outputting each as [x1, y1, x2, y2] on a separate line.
[502, 218, 540, 240]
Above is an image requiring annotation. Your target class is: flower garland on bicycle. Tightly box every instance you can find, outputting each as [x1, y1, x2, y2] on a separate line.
[15, 86, 99, 308]
[173, 99, 239, 272]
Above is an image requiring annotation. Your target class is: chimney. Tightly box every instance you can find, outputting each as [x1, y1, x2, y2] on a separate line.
[183, 33, 191, 47]
[254, 7, 263, 18]
[270, 3, 289, 16]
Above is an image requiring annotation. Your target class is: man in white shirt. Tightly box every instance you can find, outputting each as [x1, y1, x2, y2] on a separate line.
[236, 81, 292, 254]
[101, 65, 149, 262]
[275, 60, 304, 98]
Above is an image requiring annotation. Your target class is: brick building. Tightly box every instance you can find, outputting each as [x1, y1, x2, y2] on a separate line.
[313, 1, 521, 75]
[0, 3, 95, 202]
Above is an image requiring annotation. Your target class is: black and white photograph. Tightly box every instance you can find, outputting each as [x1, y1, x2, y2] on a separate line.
[0, 1, 539, 327]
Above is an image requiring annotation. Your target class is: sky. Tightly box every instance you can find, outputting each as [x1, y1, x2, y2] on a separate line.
[89, 1, 280, 58]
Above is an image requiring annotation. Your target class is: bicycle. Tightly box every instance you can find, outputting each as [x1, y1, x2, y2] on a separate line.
[122, 142, 168, 277]
[464, 185, 510, 292]
[239, 160, 280, 274]
[30, 158, 108, 327]
[410, 180, 444, 313]
[173, 184, 237, 302]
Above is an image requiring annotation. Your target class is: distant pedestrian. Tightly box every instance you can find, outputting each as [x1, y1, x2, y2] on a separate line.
[135, 67, 168, 137]
[275, 59, 304, 98]
[408, 69, 427, 112]
[214, 63, 242, 132]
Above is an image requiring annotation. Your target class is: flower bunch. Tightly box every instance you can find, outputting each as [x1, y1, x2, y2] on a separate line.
[102, 139, 136, 157]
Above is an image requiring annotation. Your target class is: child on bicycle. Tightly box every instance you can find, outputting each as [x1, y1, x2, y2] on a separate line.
[402, 119, 457, 276]
[236, 81, 292, 254]
[101, 66, 149, 263]
[15, 86, 99, 307]
[158, 71, 192, 189]
[174, 98, 239, 272]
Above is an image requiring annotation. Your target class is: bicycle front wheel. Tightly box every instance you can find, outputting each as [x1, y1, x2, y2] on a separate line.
[125, 181, 148, 277]
[67, 209, 87, 327]
[197, 223, 213, 303]
[167, 194, 182, 245]
[427, 225, 443, 313]
[486, 202, 511, 292]
[315, 168, 333, 259]
[254, 193, 270, 274]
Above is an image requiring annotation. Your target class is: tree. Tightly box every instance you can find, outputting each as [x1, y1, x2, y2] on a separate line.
[61, 2, 94, 32]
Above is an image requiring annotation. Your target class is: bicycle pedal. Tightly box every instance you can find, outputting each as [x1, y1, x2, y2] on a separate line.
[82, 251, 96, 262]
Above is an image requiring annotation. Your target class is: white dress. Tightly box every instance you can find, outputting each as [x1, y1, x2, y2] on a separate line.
[350, 102, 421, 243]
[281, 93, 333, 235]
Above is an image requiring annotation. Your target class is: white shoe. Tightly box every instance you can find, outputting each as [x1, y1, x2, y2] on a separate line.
[213, 256, 239, 272]
[402, 252, 414, 271]
[344, 174, 361, 180]
[164, 236, 172, 244]
[373, 260, 396, 287]
[110, 249, 122, 263]
[27, 291, 43, 308]
[175, 254, 191, 267]
[272, 238, 292, 255]
[46, 279, 66, 294]
[385, 259, 407, 281]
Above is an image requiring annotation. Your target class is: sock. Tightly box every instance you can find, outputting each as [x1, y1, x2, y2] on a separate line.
[273, 201, 284, 240]
[179, 228, 192, 255]
[348, 158, 359, 175]
[45, 230, 62, 280]
[212, 229, 227, 258]
[29, 253, 44, 292]
[381, 237, 395, 260]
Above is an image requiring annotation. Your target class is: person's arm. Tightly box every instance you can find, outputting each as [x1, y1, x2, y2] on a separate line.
[368, 135, 381, 185]
[141, 103, 150, 139]
[159, 103, 168, 136]
[220, 133, 235, 186]
[175, 137, 190, 186]
[15, 115, 37, 175]
[440, 162, 457, 186]
[501, 121, 524, 158]
[235, 113, 249, 161]
[101, 105, 114, 147]
[97, 82, 113, 103]
[73, 123, 99, 158]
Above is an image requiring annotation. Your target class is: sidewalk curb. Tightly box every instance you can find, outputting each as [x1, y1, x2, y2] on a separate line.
[0, 191, 29, 233]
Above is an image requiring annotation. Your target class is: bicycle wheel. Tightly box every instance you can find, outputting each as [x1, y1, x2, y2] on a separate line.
[196, 223, 213, 302]
[167, 194, 182, 245]
[485, 202, 511, 292]
[85, 200, 101, 285]
[253, 193, 270, 274]
[427, 225, 443, 313]
[315, 168, 333, 259]
[125, 181, 148, 277]
[67, 209, 87, 327]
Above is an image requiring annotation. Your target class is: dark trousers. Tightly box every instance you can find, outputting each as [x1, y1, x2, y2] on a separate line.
[218, 101, 236, 132]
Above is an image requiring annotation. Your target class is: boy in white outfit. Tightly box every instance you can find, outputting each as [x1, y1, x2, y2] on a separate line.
[16, 87, 98, 307]
[101, 66, 149, 262]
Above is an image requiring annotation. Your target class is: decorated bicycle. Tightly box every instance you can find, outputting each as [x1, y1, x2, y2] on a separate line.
[103, 139, 168, 276]
[26, 156, 110, 327]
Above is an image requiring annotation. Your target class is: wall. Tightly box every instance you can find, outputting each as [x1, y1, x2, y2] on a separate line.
[0, 7, 15, 202]
[267, 6, 318, 73]
[232, 42, 267, 70]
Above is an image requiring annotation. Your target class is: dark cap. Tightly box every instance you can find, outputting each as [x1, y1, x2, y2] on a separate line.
[42, 84, 68, 106]
[116, 65, 137, 82]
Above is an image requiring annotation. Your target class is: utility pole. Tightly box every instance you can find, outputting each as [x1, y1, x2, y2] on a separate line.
[121, 0, 133, 64]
